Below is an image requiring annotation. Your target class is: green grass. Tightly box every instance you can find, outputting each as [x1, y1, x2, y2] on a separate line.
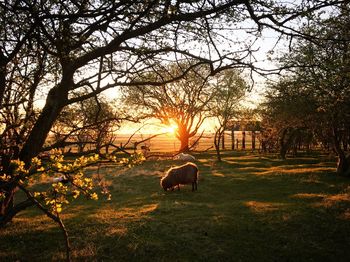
[1, 151, 350, 261]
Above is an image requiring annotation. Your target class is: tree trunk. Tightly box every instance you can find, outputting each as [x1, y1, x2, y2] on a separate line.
[279, 128, 299, 159]
[19, 92, 66, 163]
[179, 135, 190, 152]
[177, 124, 190, 152]
[19, 74, 72, 164]
[214, 129, 222, 162]
[221, 132, 225, 150]
[261, 140, 266, 153]
[336, 154, 350, 175]
[231, 130, 235, 150]
[279, 129, 288, 160]
[0, 198, 34, 226]
[0, 183, 15, 222]
[242, 131, 246, 150]
[0, 153, 16, 224]
[251, 131, 256, 151]
[332, 127, 350, 176]
[343, 129, 349, 151]
[1, 72, 73, 225]
[0, 51, 6, 108]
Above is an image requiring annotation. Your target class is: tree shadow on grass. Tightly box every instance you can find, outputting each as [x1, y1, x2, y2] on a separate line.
[0, 217, 71, 261]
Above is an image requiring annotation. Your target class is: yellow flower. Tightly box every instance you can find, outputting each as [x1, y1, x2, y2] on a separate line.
[55, 204, 62, 213]
[0, 174, 10, 181]
[84, 178, 92, 183]
[31, 157, 41, 166]
[90, 193, 98, 200]
[33, 192, 41, 198]
[72, 190, 80, 199]
[37, 167, 45, 172]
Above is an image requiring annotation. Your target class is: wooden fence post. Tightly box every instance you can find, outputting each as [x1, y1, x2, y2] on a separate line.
[242, 131, 246, 150]
[252, 131, 256, 151]
[231, 130, 235, 150]
[221, 132, 225, 150]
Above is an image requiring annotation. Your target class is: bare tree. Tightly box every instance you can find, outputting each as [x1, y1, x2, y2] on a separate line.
[48, 96, 124, 155]
[122, 63, 218, 152]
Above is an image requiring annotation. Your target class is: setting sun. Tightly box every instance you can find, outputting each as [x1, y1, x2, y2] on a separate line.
[163, 123, 178, 135]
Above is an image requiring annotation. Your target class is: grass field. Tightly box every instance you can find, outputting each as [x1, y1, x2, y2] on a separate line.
[1, 151, 350, 261]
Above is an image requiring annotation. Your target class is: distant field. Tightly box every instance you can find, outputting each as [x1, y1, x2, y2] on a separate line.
[1, 151, 350, 261]
[55, 131, 261, 154]
[116, 131, 260, 152]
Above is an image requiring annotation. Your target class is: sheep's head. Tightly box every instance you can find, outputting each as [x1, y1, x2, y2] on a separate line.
[160, 176, 172, 191]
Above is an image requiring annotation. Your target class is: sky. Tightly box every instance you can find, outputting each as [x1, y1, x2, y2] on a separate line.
[115, 25, 287, 135]
[33, 27, 284, 136]
[34, 7, 293, 136]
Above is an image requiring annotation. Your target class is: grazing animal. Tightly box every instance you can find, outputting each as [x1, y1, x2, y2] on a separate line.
[161, 162, 198, 191]
[141, 145, 150, 157]
[141, 145, 150, 151]
[174, 152, 196, 161]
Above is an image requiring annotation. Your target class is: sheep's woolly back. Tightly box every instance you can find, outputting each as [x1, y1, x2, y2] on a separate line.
[160, 162, 198, 191]
[175, 153, 196, 161]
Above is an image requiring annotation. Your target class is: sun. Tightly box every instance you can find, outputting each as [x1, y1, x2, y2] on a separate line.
[161, 120, 178, 135]
[164, 123, 178, 134]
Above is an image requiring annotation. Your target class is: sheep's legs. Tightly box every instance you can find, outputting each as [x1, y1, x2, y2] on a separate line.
[177, 184, 180, 191]
[192, 181, 197, 191]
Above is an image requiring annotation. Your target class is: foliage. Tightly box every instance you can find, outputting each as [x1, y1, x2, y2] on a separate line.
[259, 78, 318, 158]
[119, 152, 146, 168]
[0, 150, 103, 213]
[261, 5, 350, 165]
[2, 0, 267, 230]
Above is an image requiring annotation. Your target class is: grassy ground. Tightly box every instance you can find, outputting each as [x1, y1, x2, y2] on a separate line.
[1, 151, 350, 261]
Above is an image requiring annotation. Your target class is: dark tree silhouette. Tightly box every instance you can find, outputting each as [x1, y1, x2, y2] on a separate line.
[123, 63, 218, 152]
[209, 69, 247, 161]
[263, 5, 350, 173]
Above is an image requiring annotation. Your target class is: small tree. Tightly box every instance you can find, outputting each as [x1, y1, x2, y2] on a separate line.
[210, 70, 247, 161]
[123, 63, 216, 152]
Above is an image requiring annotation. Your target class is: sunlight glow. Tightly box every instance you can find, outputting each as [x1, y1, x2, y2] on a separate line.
[162, 123, 178, 135]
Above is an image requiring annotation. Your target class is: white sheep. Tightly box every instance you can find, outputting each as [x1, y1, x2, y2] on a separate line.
[174, 152, 196, 161]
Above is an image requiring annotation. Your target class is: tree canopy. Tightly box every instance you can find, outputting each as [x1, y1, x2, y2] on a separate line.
[123, 63, 219, 151]
[261, 4, 350, 171]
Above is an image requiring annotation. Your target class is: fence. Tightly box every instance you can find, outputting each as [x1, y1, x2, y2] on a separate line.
[117, 131, 261, 152]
